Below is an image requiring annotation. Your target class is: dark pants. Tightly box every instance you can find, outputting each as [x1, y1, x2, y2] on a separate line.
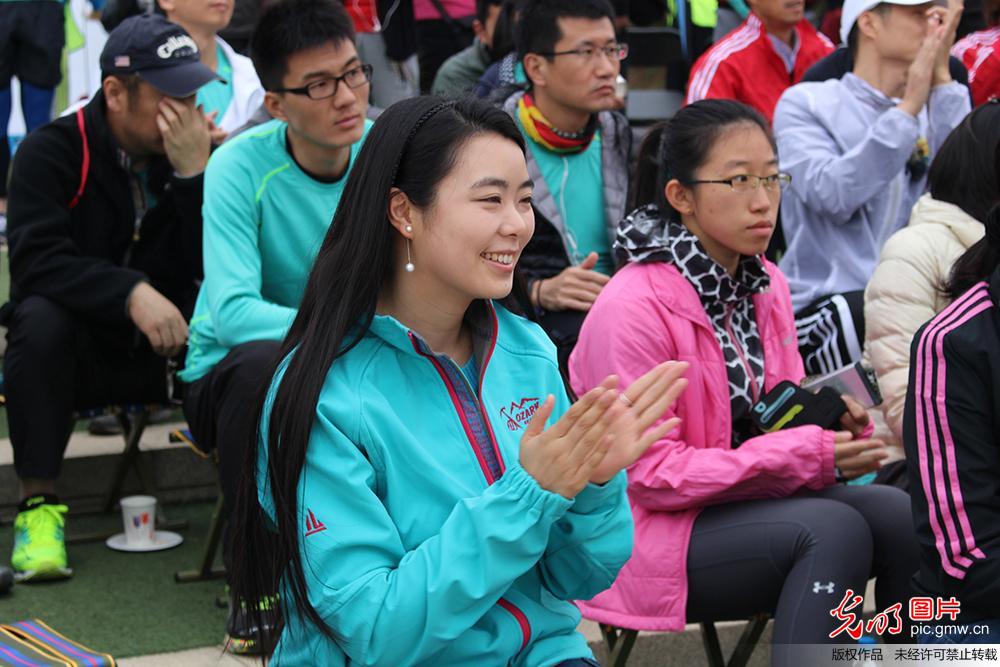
[415, 18, 474, 94]
[686, 484, 919, 666]
[182, 340, 281, 567]
[5, 296, 169, 480]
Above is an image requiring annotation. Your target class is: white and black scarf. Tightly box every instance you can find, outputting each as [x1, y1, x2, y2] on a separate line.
[616, 205, 770, 446]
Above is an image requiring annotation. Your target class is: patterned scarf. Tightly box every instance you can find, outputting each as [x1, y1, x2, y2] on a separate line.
[517, 92, 598, 154]
[616, 205, 771, 447]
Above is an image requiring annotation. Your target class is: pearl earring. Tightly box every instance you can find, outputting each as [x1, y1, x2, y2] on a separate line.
[404, 225, 414, 272]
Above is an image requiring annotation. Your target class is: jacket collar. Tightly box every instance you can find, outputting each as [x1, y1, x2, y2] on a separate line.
[368, 300, 499, 363]
[842, 72, 901, 110]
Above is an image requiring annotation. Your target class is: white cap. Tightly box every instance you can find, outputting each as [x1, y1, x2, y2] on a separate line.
[839, 0, 931, 46]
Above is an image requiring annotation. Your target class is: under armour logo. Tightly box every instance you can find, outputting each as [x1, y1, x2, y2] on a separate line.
[304, 509, 326, 537]
[813, 581, 836, 594]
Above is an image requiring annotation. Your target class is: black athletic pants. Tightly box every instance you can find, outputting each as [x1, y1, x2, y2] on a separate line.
[5, 295, 169, 480]
[686, 484, 919, 666]
[182, 340, 281, 567]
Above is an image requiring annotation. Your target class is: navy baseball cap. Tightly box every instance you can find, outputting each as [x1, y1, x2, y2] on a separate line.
[100, 14, 222, 98]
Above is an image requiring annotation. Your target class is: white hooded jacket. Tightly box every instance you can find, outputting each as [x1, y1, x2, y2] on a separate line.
[864, 193, 985, 447]
[215, 36, 264, 134]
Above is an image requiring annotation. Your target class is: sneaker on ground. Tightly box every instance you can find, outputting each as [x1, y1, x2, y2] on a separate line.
[11, 498, 72, 583]
[225, 591, 280, 655]
[88, 414, 123, 436]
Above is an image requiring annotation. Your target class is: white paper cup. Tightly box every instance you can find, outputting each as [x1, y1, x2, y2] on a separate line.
[120, 495, 157, 547]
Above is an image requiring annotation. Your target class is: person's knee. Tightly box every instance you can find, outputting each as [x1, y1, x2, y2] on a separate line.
[788, 498, 874, 565]
[6, 296, 76, 357]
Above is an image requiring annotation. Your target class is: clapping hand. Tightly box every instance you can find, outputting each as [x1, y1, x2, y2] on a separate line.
[519, 361, 689, 498]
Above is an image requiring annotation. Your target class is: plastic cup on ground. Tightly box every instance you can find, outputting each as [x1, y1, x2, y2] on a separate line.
[120, 495, 157, 548]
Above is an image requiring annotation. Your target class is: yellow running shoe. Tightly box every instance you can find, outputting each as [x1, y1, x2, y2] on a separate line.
[11, 497, 72, 582]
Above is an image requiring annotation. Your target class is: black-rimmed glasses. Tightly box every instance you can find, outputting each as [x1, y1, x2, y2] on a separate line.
[534, 43, 629, 62]
[271, 64, 373, 100]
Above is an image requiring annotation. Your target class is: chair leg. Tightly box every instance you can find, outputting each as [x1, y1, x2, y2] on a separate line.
[100, 410, 147, 514]
[727, 614, 769, 667]
[175, 493, 227, 583]
[600, 625, 638, 667]
[701, 621, 726, 667]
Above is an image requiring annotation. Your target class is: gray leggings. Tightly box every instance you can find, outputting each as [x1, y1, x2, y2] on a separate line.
[685, 484, 919, 665]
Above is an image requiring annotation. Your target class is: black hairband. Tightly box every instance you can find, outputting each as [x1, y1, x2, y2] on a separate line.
[389, 101, 456, 183]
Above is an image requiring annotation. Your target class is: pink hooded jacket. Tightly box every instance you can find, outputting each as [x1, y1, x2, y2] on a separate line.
[569, 259, 838, 631]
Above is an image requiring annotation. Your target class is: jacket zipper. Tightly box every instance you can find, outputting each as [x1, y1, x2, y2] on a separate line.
[724, 304, 761, 403]
[407, 306, 505, 482]
[408, 305, 530, 655]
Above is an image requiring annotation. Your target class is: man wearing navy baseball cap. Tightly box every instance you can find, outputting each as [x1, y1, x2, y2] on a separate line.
[2, 14, 217, 583]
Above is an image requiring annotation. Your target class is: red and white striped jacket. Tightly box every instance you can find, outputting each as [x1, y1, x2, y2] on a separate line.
[903, 268, 1000, 621]
[951, 27, 1000, 106]
[685, 14, 834, 123]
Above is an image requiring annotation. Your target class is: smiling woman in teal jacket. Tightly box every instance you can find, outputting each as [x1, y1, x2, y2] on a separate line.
[228, 96, 689, 666]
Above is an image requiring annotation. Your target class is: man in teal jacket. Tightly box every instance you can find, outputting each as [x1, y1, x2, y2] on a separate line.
[176, 0, 372, 647]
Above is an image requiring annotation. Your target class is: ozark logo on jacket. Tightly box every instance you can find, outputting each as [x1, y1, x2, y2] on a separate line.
[304, 509, 326, 537]
[499, 398, 540, 431]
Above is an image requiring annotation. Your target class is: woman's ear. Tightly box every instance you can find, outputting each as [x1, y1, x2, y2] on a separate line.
[387, 188, 416, 237]
[664, 180, 695, 216]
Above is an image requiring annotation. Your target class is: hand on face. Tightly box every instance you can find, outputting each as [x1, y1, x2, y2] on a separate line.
[899, 22, 945, 116]
[156, 97, 212, 177]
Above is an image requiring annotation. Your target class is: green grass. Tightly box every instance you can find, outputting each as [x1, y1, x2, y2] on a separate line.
[0, 501, 230, 659]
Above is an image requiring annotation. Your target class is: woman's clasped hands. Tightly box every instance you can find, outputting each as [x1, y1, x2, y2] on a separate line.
[520, 361, 690, 498]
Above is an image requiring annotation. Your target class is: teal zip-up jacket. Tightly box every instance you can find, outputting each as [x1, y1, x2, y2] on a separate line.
[258, 301, 633, 666]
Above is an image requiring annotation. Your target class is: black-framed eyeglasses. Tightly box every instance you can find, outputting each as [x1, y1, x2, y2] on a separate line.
[685, 173, 792, 194]
[270, 64, 373, 100]
[535, 43, 629, 62]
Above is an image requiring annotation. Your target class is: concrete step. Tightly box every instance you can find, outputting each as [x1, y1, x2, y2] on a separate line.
[117, 619, 774, 667]
[0, 420, 219, 519]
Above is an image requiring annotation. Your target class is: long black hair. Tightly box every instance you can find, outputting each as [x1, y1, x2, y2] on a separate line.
[940, 108, 1000, 302]
[629, 99, 776, 215]
[943, 204, 1000, 301]
[928, 99, 1000, 224]
[228, 96, 527, 658]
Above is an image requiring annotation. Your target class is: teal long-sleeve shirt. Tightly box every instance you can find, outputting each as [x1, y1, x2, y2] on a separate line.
[179, 118, 372, 383]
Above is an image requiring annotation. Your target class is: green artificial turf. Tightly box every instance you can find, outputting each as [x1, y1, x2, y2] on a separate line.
[0, 501, 229, 659]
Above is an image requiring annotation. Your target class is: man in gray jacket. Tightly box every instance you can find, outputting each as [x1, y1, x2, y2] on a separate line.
[501, 0, 632, 370]
[774, 0, 969, 375]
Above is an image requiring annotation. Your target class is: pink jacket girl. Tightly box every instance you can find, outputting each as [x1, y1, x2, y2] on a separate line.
[569, 100, 919, 665]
